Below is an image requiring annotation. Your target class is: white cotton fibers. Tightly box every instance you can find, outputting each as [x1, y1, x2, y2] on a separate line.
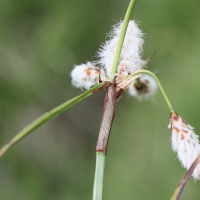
[97, 20, 146, 77]
[71, 62, 100, 90]
[128, 74, 158, 100]
[169, 112, 200, 180]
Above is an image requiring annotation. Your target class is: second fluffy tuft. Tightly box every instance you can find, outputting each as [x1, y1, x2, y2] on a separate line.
[97, 20, 146, 77]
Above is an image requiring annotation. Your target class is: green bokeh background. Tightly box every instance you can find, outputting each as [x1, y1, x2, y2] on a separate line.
[0, 0, 200, 199]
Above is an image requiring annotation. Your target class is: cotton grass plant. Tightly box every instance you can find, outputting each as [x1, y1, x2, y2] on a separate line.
[0, 0, 200, 200]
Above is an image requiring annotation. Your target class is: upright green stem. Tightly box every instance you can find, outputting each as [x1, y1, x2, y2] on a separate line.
[93, 152, 106, 200]
[93, 85, 117, 200]
[126, 70, 174, 113]
[110, 0, 137, 79]
[93, 1, 137, 199]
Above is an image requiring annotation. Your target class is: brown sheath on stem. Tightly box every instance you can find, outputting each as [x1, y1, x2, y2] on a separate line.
[96, 84, 117, 154]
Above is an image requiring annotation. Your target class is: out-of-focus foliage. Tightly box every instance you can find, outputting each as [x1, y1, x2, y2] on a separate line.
[0, 0, 200, 199]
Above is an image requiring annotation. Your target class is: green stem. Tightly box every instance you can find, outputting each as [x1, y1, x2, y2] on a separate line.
[93, 1, 138, 199]
[135, 78, 142, 88]
[126, 70, 174, 113]
[0, 82, 105, 158]
[93, 152, 106, 200]
[110, 0, 137, 79]
[93, 85, 117, 200]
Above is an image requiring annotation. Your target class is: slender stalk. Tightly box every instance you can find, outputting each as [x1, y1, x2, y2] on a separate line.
[93, 0, 138, 198]
[126, 70, 174, 113]
[0, 82, 105, 158]
[93, 85, 117, 200]
[146, 51, 156, 62]
[93, 152, 106, 200]
[110, 0, 137, 79]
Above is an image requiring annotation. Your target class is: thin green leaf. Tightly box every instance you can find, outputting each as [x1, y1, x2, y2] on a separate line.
[170, 153, 200, 200]
[0, 82, 105, 158]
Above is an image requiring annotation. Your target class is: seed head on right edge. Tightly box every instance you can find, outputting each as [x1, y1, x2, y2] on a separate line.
[169, 112, 200, 180]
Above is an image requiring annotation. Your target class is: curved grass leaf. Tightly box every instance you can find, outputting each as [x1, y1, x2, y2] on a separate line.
[170, 153, 200, 200]
[0, 82, 105, 158]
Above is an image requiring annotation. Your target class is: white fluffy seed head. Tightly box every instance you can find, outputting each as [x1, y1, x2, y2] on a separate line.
[128, 74, 158, 100]
[169, 113, 200, 180]
[71, 62, 100, 90]
[97, 20, 146, 77]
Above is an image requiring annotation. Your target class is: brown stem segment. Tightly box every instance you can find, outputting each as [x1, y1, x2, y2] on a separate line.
[96, 85, 117, 154]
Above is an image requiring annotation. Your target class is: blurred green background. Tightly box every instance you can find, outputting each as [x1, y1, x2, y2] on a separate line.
[0, 0, 200, 199]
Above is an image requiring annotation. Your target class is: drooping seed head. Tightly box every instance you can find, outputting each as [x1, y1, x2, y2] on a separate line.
[128, 74, 158, 100]
[169, 112, 200, 180]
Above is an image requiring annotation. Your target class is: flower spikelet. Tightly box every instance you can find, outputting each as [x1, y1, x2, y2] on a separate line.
[97, 20, 146, 77]
[128, 74, 158, 100]
[71, 62, 100, 90]
[169, 112, 200, 180]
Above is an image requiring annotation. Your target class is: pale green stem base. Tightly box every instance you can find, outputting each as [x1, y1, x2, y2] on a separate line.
[93, 152, 106, 200]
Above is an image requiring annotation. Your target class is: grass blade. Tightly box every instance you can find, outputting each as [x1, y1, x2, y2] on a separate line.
[170, 153, 200, 200]
[0, 82, 105, 158]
